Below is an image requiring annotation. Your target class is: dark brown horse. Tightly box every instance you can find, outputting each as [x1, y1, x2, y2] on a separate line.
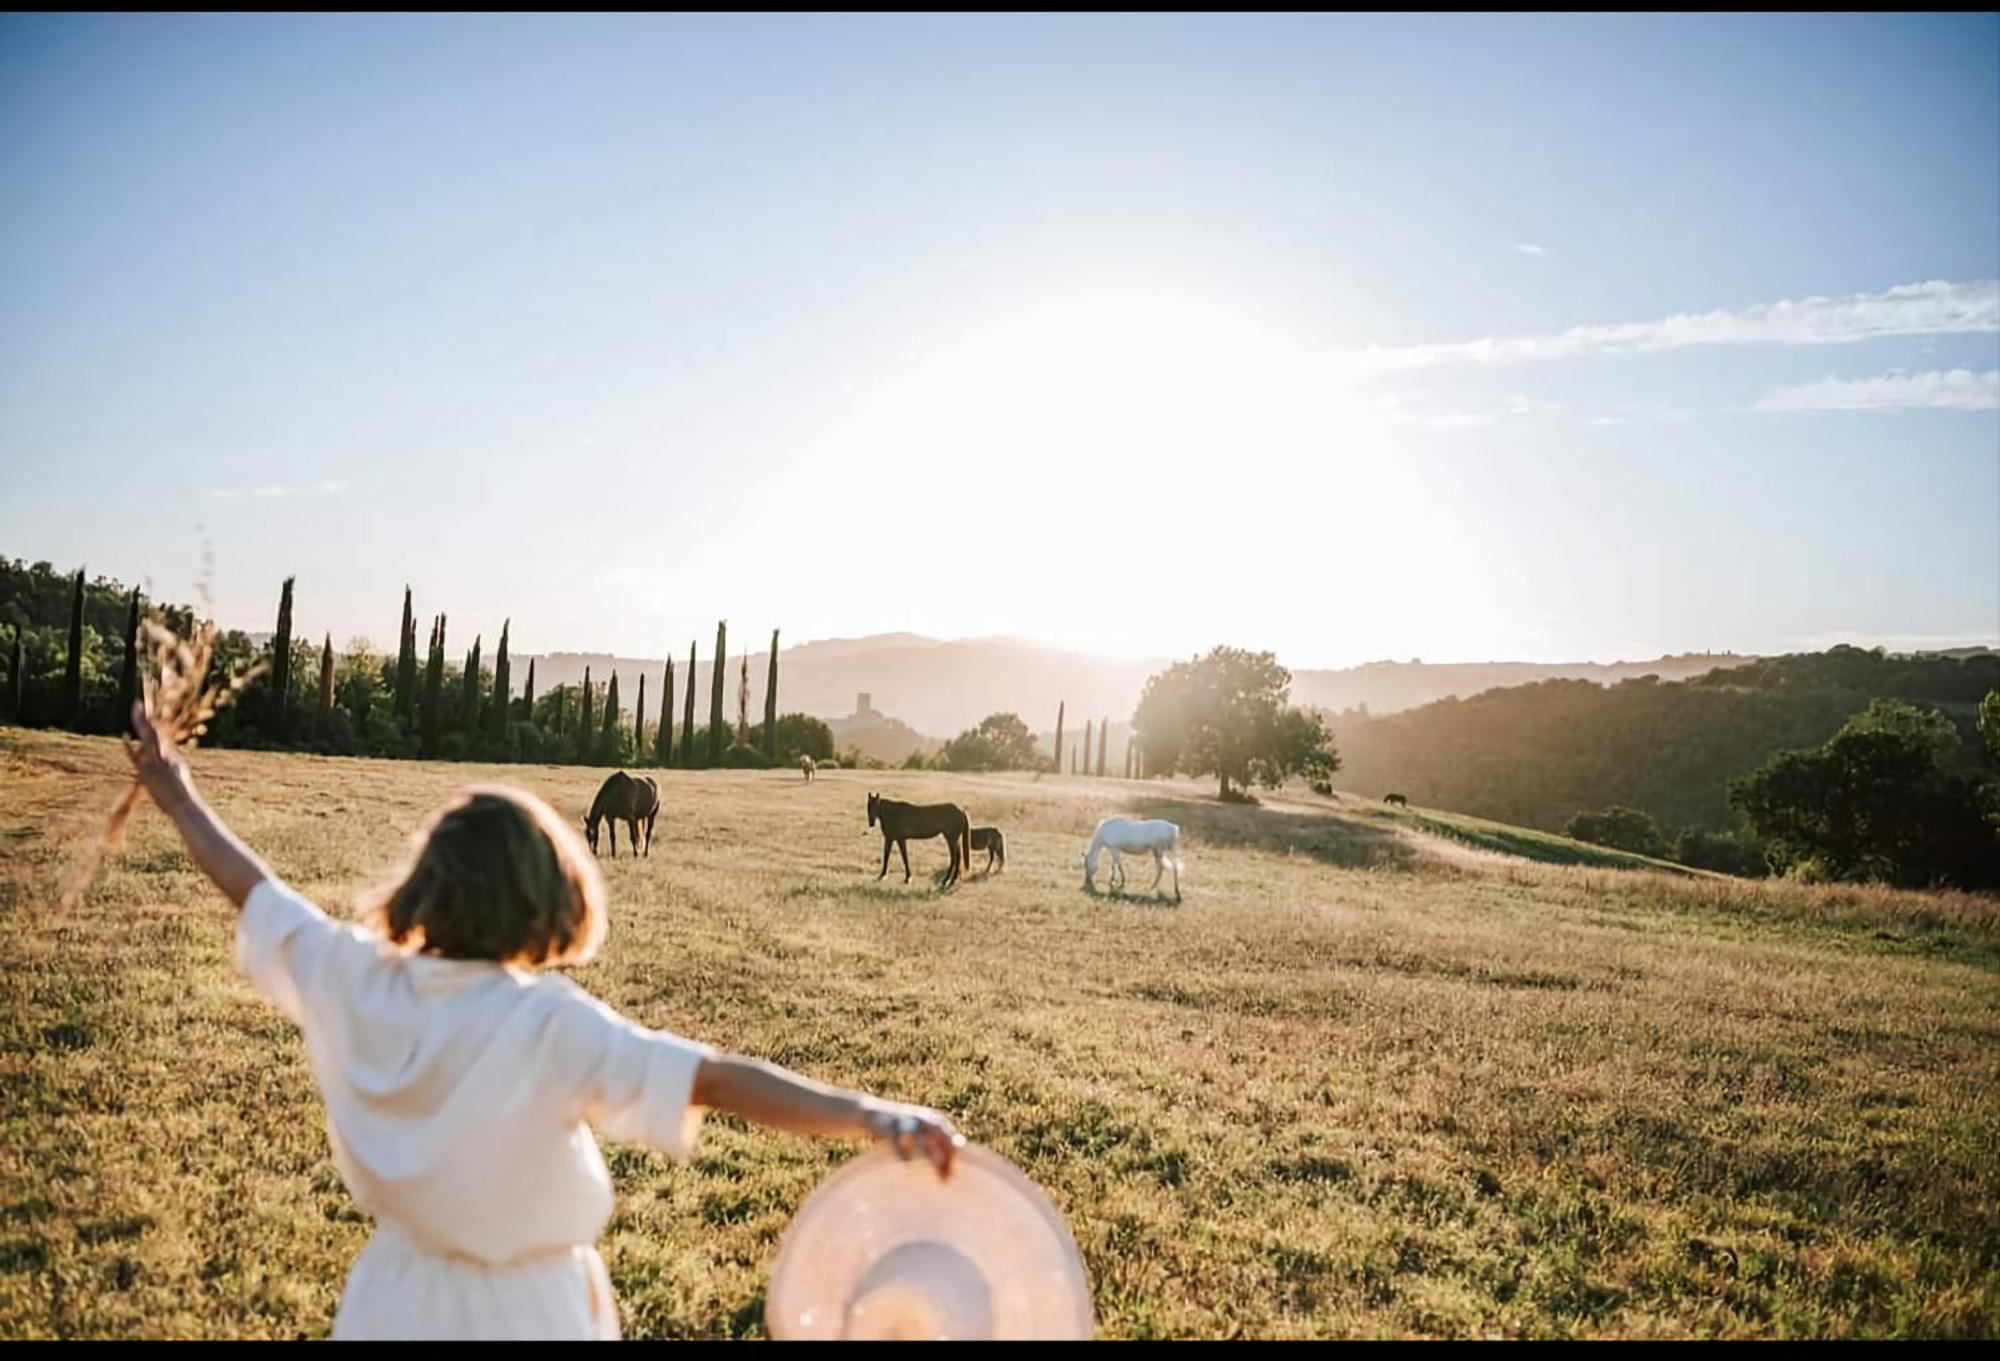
[1384, 792, 1408, 808]
[586, 771, 660, 857]
[867, 792, 972, 888]
[970, 826, 1005, 876]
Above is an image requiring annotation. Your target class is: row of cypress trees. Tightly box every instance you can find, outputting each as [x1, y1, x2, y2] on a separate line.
[10, 564, 807, 770]
[1047, 702, 1119, 776]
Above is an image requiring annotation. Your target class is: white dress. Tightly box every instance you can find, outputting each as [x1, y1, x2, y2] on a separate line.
[234, 877, 713, 1340]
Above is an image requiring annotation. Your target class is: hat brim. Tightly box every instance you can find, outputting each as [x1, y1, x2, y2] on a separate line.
[766, 1143, 1094, 1340]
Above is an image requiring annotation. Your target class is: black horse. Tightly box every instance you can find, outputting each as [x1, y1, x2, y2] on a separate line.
[970, 826, 1005, 876]
[867, 792, 972, 888]
[586, 771, 660, 857]
[1384, 792, 1409, 808]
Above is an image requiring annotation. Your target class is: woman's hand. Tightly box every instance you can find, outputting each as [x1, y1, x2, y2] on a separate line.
[124, 701, 193, 811]
[861, 1098, 965, 1179]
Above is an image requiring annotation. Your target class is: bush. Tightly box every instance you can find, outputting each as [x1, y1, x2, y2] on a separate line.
[1669, 829, 1769, 878]
[721, 744, 770, 769]
[1564, 805, 1667, 858]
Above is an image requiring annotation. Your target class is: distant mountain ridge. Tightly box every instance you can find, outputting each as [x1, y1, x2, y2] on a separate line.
[518, 636, 1787, 740]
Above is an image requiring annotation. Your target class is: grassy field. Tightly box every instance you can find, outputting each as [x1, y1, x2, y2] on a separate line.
[2, 729, 1996, 1339]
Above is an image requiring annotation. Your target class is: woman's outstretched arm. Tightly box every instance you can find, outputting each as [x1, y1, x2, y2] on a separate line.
[124, 701, 272, 908]
[693, 1054, 964, 1178]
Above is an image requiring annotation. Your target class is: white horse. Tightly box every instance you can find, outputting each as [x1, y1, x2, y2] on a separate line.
[1083, 816, 1182, 902]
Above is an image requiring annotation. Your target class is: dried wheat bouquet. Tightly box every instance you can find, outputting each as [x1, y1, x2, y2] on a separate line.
[57, 612, 265, 911]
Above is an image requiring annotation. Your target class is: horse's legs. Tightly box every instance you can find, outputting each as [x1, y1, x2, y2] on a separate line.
[899, 839, 912, 883]
[628, 818, 641, 857]
[608, 821, 617, 858]
[644, 814, 656, 857]
[878, 835, 891, 879]
[1150, 850, 1164, 892]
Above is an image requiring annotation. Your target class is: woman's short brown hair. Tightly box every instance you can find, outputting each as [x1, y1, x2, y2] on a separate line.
[361, 785, 607, 967]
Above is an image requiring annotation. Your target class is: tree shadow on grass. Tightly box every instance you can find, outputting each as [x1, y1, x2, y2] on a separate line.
[1128, 796, 1416, 872]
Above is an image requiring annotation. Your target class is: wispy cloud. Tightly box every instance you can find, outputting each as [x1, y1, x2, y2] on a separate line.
[1754, 368, 2000, 413]
[208, 479, 350, 501]
[1513, 243, 1546, 257]
[1350, 279, 2000, 372]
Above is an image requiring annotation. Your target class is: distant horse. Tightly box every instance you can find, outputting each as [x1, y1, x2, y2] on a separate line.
[585, 771, 660, 858]
[867, 792, 972, 889]
[1083, 816, 1182, 902]
[970, 826, 1006, 876]
[1384, 793, 1408, 808]
[800, 755, 817, 782]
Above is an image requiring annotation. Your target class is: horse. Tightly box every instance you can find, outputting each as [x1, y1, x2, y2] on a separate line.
[585, 771, 660, 858]
[1384, 792, 1409, 808]
[867, 792, 972, 889]
[1083, 816, 1182, 902]
[800, 755, 817, 782]
[969, 826, 1006, 876]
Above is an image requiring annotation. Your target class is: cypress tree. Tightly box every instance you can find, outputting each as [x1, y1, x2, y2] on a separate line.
[736, 653, 750, 746]
[603, 672, 621, 764]
[317, 634, 335, 729]
[461, 635, 482, 733]
[708, 621, 727, 762]
[118, 586, 141, 731]
[522, 657, 536, 725]
[1097, 718, 1107, 777]
[1053, 702, 1064, 774]
[763, 629, 779, 759]
[270, 576, 295, 740]
[636, 672, 647, 765]
[1083, 720, 1093, 778]
[682, 642, 697, 765]
[553, 683, 565, 737]
[9, 630, 23, 722]
[490, 620, 511, 740]
[62, 566, 85, 730]
[395, 586, 416, 721]
[657, 659, 674, 765]
[580, 667, 594, 760]
[421, 614, 446, 757]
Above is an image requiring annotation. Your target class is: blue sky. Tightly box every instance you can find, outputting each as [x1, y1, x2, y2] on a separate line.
[2, 13, 1995, 667]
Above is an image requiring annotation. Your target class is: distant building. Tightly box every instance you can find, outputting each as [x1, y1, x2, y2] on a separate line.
[853, 692, 880, 720]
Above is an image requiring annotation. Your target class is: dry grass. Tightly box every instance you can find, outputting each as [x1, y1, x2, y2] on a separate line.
[2, 729, 1995, 1339]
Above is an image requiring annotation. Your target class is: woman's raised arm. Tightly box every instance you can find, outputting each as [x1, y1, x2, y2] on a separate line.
[124, 701, 272, 909]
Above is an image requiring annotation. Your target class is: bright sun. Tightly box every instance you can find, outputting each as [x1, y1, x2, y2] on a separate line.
[793, 293, 1493, 663]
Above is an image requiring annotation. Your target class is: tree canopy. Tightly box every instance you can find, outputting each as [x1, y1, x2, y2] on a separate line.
[1133, 646, 1338, 799]
[940, 712, 1041, 771]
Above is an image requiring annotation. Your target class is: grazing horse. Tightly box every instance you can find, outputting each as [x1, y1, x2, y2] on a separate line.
[867, 792, 972, 889]
[800, 755, 817, 782]
[1083, 816, 1182, 902]
[970, 826, 1006, 876]
[585, 771, 660, 858]
[1383, 793, 1409, 808]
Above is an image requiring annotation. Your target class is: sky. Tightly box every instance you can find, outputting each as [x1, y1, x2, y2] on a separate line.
[1, 13, 1996, 669]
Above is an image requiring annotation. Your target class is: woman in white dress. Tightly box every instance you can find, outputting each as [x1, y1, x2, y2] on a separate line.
[121, 703, 962, 1340]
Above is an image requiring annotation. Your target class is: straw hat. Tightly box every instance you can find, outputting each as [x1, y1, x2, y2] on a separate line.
[766, 1144, 1094, 1341]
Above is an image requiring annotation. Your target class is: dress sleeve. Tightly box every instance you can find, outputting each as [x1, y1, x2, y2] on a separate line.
[551, 984, 714, 1160]
[233, 877, 349, 1026]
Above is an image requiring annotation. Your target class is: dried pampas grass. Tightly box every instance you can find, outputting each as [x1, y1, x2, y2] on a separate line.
[56, 609, 266, 912]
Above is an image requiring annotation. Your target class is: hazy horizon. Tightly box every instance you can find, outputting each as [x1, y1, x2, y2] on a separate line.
[3, 14, 1996, 670]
